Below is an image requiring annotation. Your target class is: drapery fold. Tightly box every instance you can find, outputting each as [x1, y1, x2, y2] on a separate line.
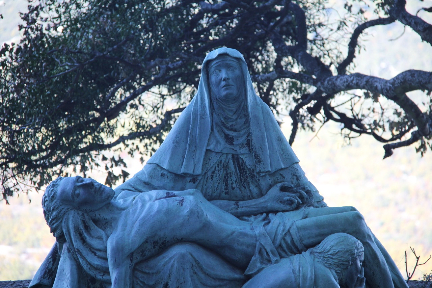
[147, 47, 299, 175]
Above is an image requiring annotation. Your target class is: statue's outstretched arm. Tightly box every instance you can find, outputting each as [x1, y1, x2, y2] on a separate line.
[210, 183, 305, 217]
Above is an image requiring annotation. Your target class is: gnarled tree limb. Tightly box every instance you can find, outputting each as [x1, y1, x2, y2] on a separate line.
[338, 16, 396, 75]
[389, 0, 432, 46]
[317, 71, 432, 136]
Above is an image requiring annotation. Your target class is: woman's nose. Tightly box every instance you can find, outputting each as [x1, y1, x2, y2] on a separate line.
[220, 69, 229, 80]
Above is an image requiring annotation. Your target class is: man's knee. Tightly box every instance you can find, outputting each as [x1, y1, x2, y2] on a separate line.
[351, 211, 364, 223]
[346, 206, 358, 212]
[348, 211, 372, 241]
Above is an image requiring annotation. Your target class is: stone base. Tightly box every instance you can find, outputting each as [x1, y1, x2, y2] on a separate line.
[0, 281, 30, 288]
[0, 280, 431, 287]
[408, 280, 432, 288]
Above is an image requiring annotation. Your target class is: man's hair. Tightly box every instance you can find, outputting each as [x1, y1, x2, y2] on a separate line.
[42, 177, 71, 243]
[42, 177, 110, 281]
[311, 233, 364, 285]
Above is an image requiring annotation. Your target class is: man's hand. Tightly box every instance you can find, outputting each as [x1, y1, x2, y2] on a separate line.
[263, 182, 308, 212]
[210, 183, 311, 217]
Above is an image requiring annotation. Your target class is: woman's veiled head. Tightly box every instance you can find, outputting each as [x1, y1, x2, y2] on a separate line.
[205, 53, 250, 154]
[145, 47, 300, 175]
[208, 55, 244, 102]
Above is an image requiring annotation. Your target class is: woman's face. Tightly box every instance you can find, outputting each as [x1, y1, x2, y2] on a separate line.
[208, 56, 243, 101]
[56, 176, 114, 211]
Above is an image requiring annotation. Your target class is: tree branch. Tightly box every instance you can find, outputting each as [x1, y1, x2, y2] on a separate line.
[289, 89, 323, 145]
[10, 107, 186, 170]
[272, 2, 332, 80]
[389, 0, 432, 46]
[318, 70, 432, 136]
[252, 70, 316, 85]
[338, 17, 396, 75]
[74, 107, 185, 154]
[324, 102, 415, 143]
[383, 131, 421, 159]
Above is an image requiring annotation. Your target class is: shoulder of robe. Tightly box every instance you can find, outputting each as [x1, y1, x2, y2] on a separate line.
[313, 261, 340, 288]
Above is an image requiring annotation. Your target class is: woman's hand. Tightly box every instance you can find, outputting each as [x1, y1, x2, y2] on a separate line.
[263, 182, 308, 212]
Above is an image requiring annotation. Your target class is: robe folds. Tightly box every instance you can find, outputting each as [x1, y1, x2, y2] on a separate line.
[31, 48, 326, 287]
[110, 47, 326, 285]
[30, 191, 247, 288]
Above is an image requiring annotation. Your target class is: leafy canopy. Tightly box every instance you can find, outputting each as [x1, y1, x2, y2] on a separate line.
[1, 0, 431, 202]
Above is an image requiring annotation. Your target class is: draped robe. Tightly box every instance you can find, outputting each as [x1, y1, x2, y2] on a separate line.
[113, 48, 326, 284]
[30, 48, 326, 287]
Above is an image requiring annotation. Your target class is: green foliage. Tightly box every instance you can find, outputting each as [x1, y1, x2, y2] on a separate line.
[1, 0, 431, 200]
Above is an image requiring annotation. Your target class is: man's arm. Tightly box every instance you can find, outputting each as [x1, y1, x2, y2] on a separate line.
[210, 183, 305, 217]
[210, 198, 274, 217]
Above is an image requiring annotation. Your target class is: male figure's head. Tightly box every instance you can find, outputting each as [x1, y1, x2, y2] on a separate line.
[208, 54, 244, 102]
[42, 176, 114, 282]
[42, 176, 115, 241]
[311, 233, 364, 288]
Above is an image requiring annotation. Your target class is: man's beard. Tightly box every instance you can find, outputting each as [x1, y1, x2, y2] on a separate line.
[63, 209, 111, 283]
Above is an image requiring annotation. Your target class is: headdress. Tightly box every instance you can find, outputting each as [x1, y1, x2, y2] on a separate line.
[147, 47, 299, 175]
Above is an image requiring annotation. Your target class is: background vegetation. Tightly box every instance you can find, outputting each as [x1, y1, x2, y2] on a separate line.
[1, 0, 431, 198]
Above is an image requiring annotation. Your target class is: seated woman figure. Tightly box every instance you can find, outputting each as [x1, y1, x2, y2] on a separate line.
[116, 47, 407, 288]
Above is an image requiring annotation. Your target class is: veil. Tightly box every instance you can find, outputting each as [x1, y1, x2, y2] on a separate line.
[147, 47, 299, 175]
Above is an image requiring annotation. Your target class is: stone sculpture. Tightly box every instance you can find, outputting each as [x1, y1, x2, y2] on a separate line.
[31, 48, 408, 288]
[243, 233, 365, 288]
[35, 176, 365, 288]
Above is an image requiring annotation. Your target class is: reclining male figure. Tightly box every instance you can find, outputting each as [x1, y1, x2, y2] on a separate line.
[43, 176, 401, 288]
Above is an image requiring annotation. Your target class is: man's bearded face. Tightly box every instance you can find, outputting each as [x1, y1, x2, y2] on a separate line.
[56, 176, 115, 211]
[208, 55, 243, 101]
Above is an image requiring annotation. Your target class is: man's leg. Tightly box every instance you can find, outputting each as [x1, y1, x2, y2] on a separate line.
[292, 211, 396, 288]
[300, 207, 408, 288]
[372, 233, 409, 288]
[305, 206, 355, 217]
